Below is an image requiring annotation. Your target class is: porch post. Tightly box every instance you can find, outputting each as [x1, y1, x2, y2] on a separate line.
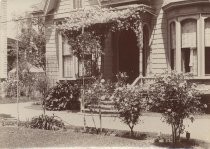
[138, 23, 143, 77]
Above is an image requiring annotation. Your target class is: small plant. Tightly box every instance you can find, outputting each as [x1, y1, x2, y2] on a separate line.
[45, 81, 81, 111]
[112, 84, 147, 136]
[84, 78, 114, 132]
[149, 71, 207, 144]
[29, 114, 65, 130]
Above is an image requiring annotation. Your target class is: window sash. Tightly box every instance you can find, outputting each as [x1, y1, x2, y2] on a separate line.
[63, 55, 74, 78]
[73, 0, 82, 9]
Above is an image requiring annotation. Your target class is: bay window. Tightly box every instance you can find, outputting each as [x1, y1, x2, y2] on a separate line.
[181, 19, 198, 75]
[205, 18, 210, 75]
[170, 22, 176, 70]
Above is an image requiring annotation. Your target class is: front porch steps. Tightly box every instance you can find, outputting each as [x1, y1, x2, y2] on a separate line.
[83, 99, 118, 114]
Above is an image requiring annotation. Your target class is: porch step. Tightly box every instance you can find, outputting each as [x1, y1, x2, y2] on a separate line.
[84, 99, 117, 114]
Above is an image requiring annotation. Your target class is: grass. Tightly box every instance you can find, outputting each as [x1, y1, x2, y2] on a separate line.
[0, 126, 154, 148]
[0, 96, 39, 104]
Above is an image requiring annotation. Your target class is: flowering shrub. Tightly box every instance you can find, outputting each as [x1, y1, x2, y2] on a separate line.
[84, 78, 114, 108]
[84, 78, 114, 132]
[149, 71, 206, 143]
[29, 114, 65, 130]
[112, 85, 147, 136]
[45, 81, 80, 111]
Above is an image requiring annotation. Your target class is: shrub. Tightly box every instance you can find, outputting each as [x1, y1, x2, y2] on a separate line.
[45, 81, 81, 111]
[29, 114, 65, 130]
[112, 84, 147, 136]
[149, 71, 207, 144]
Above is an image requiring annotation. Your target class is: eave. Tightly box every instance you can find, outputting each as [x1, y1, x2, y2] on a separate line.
[163, 0, 210, 12]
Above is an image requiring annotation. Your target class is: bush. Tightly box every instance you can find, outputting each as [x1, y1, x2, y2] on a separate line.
[149, 71, 206, 144]
[113, 85, 147, 136]
[45, 81, 81, 111]
[29, 114, 65, 130]
[4, 80, 25, 97]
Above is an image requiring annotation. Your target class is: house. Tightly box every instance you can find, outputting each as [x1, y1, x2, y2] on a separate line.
[32, 0, 210, 95]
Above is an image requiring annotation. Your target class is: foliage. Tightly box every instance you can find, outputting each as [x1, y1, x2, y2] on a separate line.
[115, 72, 129, 87]
[84, 78, 114, 108]
[112, 84, 147, 136]
[45, 81, 81, 111]
[57, 5, 148, 36]
[84, 77, 114, 132]
[3, 79, 25, 97]
[9, 15, 46, 71]
[29, 114, 65, 130]
[35, 74, 50, 114]
[149, 71, 207, 143]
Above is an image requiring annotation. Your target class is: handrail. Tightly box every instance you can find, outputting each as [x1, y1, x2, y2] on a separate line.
[131, 76, 155, 87]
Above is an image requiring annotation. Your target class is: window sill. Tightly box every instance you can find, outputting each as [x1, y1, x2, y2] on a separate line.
[58, 77, 77, 81]
[189, 76, 210, 80]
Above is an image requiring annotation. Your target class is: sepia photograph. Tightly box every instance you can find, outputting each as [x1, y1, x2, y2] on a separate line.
[0, 0, 210, 148]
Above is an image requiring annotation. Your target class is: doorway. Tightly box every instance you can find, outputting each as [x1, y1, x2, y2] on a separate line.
[118, 29, 139, 83]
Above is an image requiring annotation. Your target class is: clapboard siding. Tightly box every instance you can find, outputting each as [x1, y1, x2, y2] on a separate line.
[150, 0, 169, 74]
[45, 17, 59, 86]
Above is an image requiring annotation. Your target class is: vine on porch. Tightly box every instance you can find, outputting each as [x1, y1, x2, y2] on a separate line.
[56, 4, 147, 50]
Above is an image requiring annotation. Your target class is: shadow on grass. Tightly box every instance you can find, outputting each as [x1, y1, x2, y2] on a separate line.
[154, 138, 210, 149]
[0, 113, 14, 119]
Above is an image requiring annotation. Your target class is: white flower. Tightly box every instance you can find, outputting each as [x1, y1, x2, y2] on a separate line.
[167, 109, 171, 112]
[101, 95, 106, 100]
[118, 87, 123, 91]
[204, 104, 208, 108]
[88, 90, 91, 94]
[101, 79, 105, 83]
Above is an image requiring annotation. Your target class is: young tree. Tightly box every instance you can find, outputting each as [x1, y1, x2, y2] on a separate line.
[149, 71, 207, 144]
[113, 84, 147, 137]
[84, 78, 114, 133]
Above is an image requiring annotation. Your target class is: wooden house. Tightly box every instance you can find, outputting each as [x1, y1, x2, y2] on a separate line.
[32, 0, 210, 96]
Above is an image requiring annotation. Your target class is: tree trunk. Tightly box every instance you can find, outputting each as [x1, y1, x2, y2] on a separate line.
[99, 105, 102, 133]
[130, 126, 134, 137]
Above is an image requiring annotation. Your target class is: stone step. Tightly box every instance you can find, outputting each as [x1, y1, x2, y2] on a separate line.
[83, 108, 118, 114]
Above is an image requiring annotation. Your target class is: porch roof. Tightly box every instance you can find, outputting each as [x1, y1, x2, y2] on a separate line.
[56, 4, 155, 32]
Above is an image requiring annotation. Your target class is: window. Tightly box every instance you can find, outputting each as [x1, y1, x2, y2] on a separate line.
[62, 38, 74, 78]
[73, 0, 82, 9]
[170, 22, 176, 70]
[78, 55, 92, 77]
[181, 19, 198, 75]
[205, 18, 210, 75]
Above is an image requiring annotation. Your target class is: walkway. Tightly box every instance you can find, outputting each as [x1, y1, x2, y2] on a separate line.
[0, 102, 210, 143]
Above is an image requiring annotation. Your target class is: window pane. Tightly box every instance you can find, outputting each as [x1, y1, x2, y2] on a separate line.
[205, 48, 210, 75]
[181, 48, 197, 75]
[63, 56, 73, 78]
[205, 19, 210, 75]
[78, 55, 92, 77]
[181, 20, 197, 48]
[73, 0, 82, 9]
[170, 22, 176, 70]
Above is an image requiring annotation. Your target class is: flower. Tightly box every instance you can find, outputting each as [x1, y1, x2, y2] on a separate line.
[88, 90, 91, 94]
[167, 109, 171, 112]
[204, 104, 208, 108]
[101, 95, 106, 100]
[100, 79, 105, 83]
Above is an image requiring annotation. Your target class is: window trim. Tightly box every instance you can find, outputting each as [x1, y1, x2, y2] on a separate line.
[58, 32, 77, 80]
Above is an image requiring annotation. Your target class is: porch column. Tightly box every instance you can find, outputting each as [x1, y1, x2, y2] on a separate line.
[197, 16, 202, 76]
[138, 24, 143, 77]
[175, 21, 181, 72]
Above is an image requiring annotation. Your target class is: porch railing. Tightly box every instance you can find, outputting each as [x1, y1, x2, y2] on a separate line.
[131, 76, 155, 87]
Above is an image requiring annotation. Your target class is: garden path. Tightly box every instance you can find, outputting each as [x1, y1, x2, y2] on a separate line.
[0, 102, 210, 143]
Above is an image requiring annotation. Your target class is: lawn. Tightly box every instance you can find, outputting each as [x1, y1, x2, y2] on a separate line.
[0, 96, 40, 104]
[0, 126, 209, 148]
[0, 126, 154, 148]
